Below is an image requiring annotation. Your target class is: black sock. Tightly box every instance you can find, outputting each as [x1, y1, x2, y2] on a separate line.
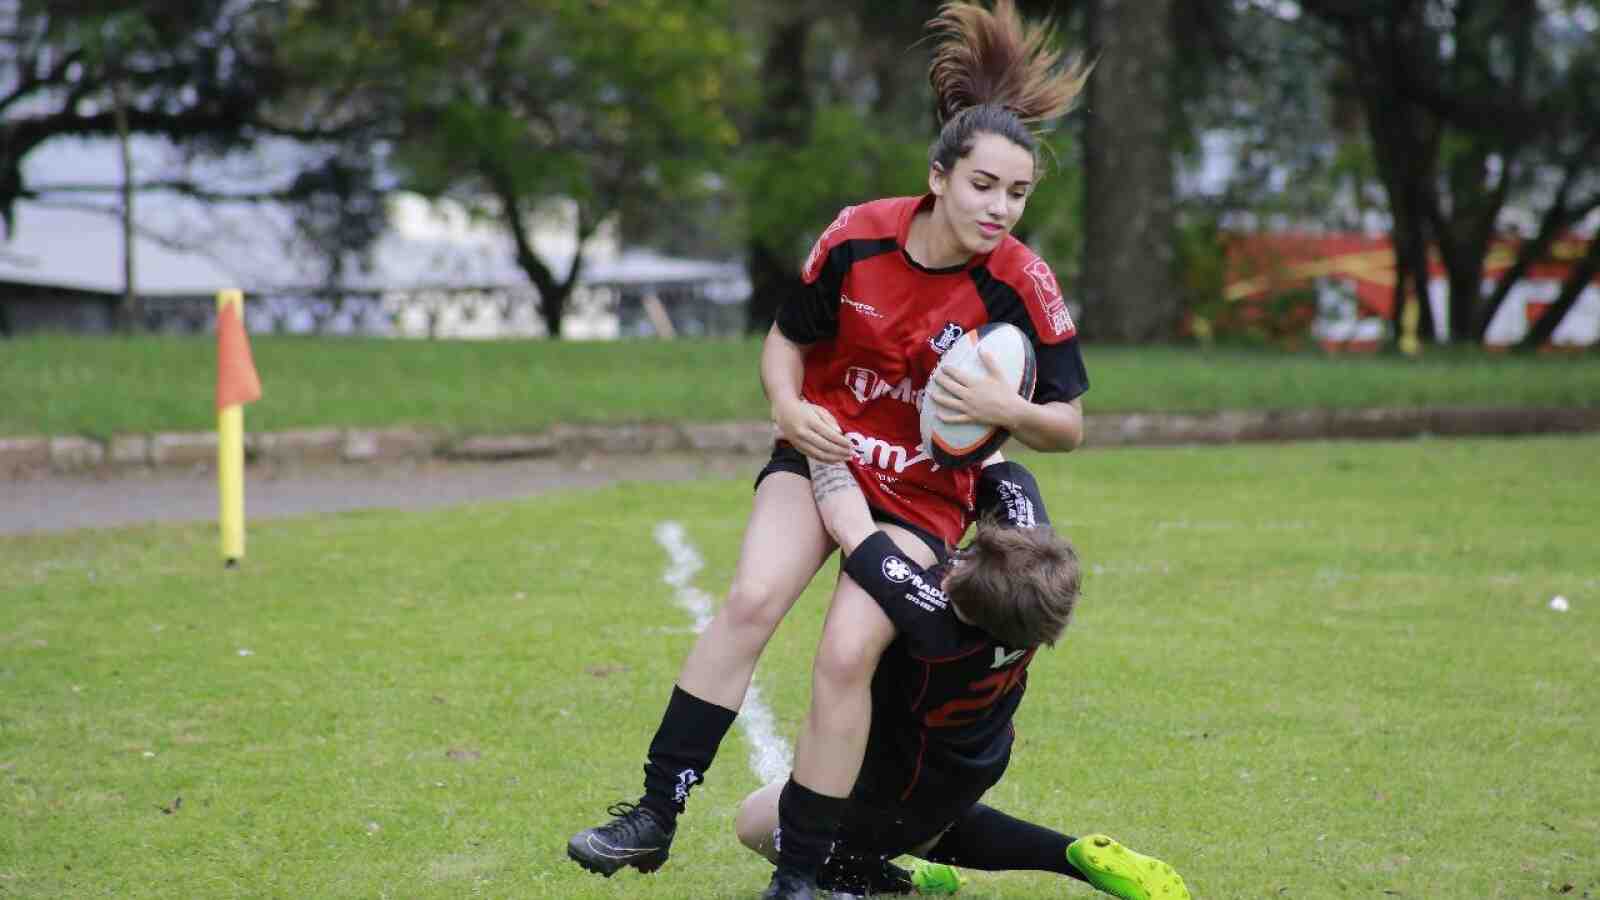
[924, 803, 1087, 883]
[638, 685, 736, 825]
[775, 777, 849, 880]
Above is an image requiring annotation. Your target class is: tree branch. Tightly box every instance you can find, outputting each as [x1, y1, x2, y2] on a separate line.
[1520, 236, 1600, 349]
[26, 178, 310, 205]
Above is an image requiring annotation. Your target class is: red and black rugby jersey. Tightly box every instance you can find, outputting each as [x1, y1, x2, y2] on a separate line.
[776, 195, 1088, 546]
[842, 461, 1054, 804]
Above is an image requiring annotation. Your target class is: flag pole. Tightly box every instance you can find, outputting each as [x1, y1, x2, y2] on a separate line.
[216, 289, 260, 567]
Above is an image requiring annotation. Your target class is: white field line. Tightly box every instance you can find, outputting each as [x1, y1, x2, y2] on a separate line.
[654, 521, 792, 784]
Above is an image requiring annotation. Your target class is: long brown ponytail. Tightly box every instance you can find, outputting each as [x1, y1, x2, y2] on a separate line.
[925, 0, 1092, 172]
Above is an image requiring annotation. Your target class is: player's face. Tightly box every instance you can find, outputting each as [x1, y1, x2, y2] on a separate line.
[930, 132, 1036, 257]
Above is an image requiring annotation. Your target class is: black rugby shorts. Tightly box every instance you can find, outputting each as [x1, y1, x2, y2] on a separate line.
[755, 442, 949, 562]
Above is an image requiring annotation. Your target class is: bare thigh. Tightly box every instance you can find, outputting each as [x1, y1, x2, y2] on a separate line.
[731, 470, 836, 605]
[676, 471, 835, 706]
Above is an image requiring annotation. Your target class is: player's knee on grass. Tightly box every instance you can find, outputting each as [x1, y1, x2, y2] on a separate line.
[735, 781, 783, 862]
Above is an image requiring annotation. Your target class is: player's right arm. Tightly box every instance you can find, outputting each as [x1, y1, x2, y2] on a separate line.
[762, 324, 851, 462]
[768, 204, 862, 463]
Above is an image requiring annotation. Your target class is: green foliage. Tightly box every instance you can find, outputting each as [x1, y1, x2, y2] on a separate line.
[375, 0, 746, 215]
[1020, 151, 1087, 285]
[2, 437, 1597, 897]
[0, 1, 297, 230]
[266, 0, 749, 326]
[735, 104, 927, 263]
[1178, 4, 1354, 228]
[1174, 214, 1228, 342]
[12, 1, 1600, 345]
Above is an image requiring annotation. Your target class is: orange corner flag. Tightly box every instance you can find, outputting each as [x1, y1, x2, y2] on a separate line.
[216, 294, 262, 410]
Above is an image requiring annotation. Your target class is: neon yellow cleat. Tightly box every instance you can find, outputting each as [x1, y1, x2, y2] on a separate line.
[908, 859, 964, 894]
[1065, 834, 1190, 900]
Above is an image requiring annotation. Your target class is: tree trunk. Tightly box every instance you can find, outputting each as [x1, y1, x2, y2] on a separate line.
[1344, 14, 1442, 347]
[493, 167, 595, 341]
[746, 241, 805, 336]
[113, 78, 141, 334]
[1082, 0, 1180, 343]
[532, 230, 588, 340]
[744, 17, 813, 335]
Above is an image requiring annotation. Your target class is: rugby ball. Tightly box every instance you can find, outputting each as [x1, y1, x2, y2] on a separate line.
[919, 322, 1036, 468]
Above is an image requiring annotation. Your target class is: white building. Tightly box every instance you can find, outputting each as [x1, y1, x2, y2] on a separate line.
[0, 139, 748, 338]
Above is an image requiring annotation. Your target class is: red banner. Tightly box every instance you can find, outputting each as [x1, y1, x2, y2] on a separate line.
[1222, 233, 1599, 347]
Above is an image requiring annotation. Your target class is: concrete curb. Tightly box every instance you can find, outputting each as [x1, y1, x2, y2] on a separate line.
[4, 407, 1598, 479]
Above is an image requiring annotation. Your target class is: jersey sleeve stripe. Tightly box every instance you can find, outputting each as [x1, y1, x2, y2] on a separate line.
[969, 267, 1035, 338]
[970, 267, 1089, 405]
[778, 237, 901, 344]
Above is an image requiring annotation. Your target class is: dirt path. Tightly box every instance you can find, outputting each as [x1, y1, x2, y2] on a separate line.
[8, 405, 1599, 536]
[1, 452, 763, 536]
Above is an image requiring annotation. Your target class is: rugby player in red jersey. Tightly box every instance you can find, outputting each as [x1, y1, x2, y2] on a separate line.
[737, 458, 1190, 900]
[568, 4, 1093, 893]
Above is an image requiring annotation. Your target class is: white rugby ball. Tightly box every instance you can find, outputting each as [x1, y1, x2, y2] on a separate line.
[919, 322, 1036, 468]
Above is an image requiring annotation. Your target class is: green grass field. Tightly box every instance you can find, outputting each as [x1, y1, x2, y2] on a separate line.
[3, 436, 1597, 898]
[3, 335, 1598, 438]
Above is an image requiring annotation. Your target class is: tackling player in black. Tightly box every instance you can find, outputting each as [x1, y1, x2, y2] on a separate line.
[741, 458, 1191, 900]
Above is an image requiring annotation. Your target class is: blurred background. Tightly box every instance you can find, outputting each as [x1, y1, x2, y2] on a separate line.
[1, 0, 1597, 351]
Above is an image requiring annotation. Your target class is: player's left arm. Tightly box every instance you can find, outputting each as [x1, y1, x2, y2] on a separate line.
[996, 391, 1083, 452]
[807, 458, 877, 555]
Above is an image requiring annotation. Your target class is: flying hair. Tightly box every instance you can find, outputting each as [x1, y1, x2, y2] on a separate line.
[926, 0, 1091, 128]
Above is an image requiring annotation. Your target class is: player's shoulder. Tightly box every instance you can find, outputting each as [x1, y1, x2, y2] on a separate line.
[983, 238, 1077, 344]
[848, 195, 919, 231]
[802, 197, 915, 281]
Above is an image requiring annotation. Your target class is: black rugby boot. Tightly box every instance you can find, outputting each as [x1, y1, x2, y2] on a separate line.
[761, 868, 818, 900]
[566, 801, 675, 877]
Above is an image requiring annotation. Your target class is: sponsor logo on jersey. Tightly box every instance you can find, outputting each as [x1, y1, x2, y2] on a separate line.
[991, 647, 1027, 669]
[845, 367, 881, 404]
[1024, 258, 1075, 337]
[846, 430, 936, 474]
[930, 321, 965, 354]
[904, 572, 948, 614]
[803, 206, 855, 280]
[844, 367, 925, 407]
[840, 294, 883, 319]
[882, 555, 914, 583]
